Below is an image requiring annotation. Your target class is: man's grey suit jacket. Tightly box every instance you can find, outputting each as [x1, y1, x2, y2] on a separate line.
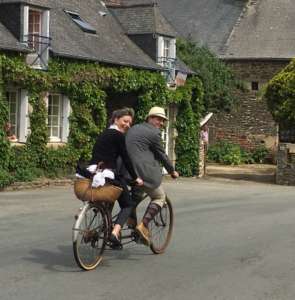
[126, 122, 174, 189]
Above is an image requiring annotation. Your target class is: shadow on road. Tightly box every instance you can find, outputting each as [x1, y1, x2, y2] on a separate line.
[23, 245, 81, 272]
[23, 244, 151, 272]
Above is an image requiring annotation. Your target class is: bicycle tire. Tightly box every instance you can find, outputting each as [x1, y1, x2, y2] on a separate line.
[73, 203, 107, 270]
[149, 196, 174, 254]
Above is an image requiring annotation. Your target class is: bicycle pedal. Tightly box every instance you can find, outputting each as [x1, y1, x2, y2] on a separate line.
[132, 232, 142, 244]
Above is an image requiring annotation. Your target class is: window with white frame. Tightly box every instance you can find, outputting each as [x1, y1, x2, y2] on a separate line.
[6, 90, 20, 138]
[163, 38, 170, 59]
[5, 89, 29, 143]
[157, 36, 176, 84]
[161, 108, 169, 154]
[161, 108, 169, 174]
[28, 9, 42, 51]
[47, 94, 71, 143]
[47, 94, 62, 141]
[22, 6, 50, 69]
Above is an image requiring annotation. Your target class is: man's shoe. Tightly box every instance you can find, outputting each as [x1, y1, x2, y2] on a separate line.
[135, 222, 150, 246]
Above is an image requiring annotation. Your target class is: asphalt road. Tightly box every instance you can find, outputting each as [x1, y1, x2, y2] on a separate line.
[1, 178, 295, 300]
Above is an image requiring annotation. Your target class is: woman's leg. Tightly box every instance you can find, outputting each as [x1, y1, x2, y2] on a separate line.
[111, 179, 135, 241]
[114, 193, 134, 227]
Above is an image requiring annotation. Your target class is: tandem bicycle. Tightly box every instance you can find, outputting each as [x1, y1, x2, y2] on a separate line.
[72, 178, 174, 271]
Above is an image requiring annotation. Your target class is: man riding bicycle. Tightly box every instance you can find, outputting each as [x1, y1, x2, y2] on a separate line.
[125, 106, 179, 246]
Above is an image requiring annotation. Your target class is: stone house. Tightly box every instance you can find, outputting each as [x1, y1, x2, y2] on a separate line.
[105, 0, 193, 163]
[156, 0, 295, 155]
[0, 0, 192, 164]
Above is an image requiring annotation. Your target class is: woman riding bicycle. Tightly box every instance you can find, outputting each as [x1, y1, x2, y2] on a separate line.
[76, 107, 143, 246]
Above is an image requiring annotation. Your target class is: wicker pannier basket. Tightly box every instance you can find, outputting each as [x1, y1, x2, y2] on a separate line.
[74, 178, 123, 203]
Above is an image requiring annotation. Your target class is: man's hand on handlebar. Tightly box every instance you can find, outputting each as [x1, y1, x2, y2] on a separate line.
[135, 177, 144, 186]
[170, 171, 179, 179]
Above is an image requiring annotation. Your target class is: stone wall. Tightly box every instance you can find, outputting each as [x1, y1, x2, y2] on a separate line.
[209, 60, 289, 154]
[276, 143, 295, 185]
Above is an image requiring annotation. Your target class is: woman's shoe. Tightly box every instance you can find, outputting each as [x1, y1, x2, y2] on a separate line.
[109, 233, 122, 247]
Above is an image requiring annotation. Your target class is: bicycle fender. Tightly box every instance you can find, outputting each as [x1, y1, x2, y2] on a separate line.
[72, 202, 91, 242]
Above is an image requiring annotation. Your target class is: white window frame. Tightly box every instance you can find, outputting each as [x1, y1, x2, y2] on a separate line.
[163, 38, 170, 59]
[46, 94, 63, 142]
[157, 36, 176, 85]
[6, 89, 20, 140]
[161, 108, 170, 175]
[5, 89, 30, 143]
[19, 90, 30, 143]
[28, 9, 42, 52]
[46, 94, 71, 143]
[22, 5, 50, 69]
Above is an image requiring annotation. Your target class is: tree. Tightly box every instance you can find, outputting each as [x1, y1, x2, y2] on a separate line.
[264, 58, 295, 127]
[177, 38, 237, 113]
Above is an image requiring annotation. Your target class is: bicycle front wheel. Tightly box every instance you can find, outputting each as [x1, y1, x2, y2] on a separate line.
[149, 196, 174, 254]
[73, 203, 107, 270]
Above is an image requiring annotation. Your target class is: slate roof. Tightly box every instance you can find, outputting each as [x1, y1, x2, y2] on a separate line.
[108, 1, 177, 37]
[53, 0, 163, 69]
[0, 21, 30, 52]
[0, 0, 52, 9]
[0, 0, 161, 70]
[155, 0, 246, 56]
[156, 0, 295, 60]
[221, 0, 295, 60]
[175, 58, 194, 75]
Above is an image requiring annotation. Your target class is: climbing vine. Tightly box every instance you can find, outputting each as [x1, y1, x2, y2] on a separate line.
[0, 54, 204, 187]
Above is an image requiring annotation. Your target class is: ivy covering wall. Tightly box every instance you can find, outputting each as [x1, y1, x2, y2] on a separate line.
[0, 54, 203, 188]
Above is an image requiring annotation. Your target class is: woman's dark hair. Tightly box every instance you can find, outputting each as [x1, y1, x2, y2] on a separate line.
[110, 107, 135, 124]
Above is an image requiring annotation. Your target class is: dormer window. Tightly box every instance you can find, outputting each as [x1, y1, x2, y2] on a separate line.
[65, 10, 96, 34]
[22, 6, 51, 69]
[28, 10, 42, 51]
[157, 36, 176, 85]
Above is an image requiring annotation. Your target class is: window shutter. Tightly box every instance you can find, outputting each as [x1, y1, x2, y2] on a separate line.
[61, 96, 71, 143]
[157, 36, 164, 64]
[170, 38, 176, 59]
[19, 90, 29, 143]
[41, 10, 50, 65]
[22, 6, 29, 42]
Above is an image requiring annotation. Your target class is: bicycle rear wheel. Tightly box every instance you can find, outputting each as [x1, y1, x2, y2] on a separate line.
[149, 196, 174, 254]
[73, 203, 107, 270]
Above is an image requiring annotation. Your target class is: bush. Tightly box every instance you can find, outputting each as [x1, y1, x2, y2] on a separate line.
[207, 141, 243, 165]
[14, 166, 43, 182]
[207, 141, 270, 165]
[177, 38, 237, 113]
[0, 168, 13, 189]
[252, 145, 269, 163]
[41, 146, 79, 178]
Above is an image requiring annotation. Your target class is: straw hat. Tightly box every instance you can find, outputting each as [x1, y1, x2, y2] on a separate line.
[200, 112, 213, 127]
[146, 106, 168, 120]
